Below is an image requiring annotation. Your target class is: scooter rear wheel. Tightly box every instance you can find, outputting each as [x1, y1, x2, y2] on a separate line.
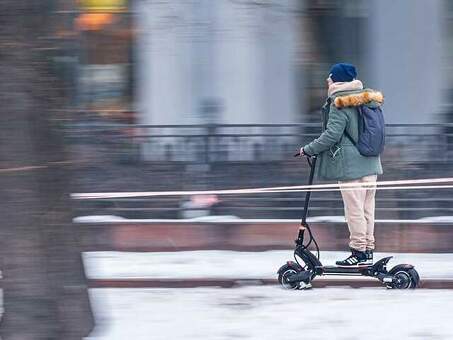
[388, 268, 420, 289]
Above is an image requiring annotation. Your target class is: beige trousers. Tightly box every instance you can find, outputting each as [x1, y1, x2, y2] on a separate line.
[339, 175, 377, 252]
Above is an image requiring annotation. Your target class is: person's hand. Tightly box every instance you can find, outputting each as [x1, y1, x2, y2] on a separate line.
[300, 147, 305, 156]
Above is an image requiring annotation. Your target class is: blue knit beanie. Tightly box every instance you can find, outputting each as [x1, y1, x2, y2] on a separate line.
[329, 63, 357, 83]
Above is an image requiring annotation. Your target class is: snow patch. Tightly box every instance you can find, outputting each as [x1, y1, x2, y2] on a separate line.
[86, 286, 453, 340]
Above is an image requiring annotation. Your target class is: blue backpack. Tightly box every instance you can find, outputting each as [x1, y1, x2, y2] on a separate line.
[345, 105, 385, 157]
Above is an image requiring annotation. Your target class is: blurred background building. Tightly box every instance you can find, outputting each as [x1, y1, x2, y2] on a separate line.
[136, 0, 444, 127]
[58, 0, 448, 123]
[49, 0, 453, 220]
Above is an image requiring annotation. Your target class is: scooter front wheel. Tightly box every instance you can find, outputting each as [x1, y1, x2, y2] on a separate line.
[278, 264, 299, 289]
[278, 263, 314, 290]
[278, 268, 299, 289]
[277, 264, 300, 290]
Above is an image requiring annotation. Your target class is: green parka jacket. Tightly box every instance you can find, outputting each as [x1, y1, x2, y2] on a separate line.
[303, 89, 384, 181]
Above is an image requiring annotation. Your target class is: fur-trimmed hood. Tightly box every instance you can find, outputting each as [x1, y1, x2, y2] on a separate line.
[334, 90, 384, 108]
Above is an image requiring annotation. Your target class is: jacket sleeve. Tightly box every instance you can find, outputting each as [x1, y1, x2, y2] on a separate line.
[303, 105, 348, 156]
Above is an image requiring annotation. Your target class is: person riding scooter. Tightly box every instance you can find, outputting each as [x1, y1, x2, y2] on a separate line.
[300, 63, 384, 267]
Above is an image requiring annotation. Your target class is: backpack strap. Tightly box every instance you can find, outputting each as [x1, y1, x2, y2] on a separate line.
[343, 105, 363, 146]
[344, 130, 357, 146]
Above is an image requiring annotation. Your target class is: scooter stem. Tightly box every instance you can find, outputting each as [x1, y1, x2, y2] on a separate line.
[300, 155, 317, 226]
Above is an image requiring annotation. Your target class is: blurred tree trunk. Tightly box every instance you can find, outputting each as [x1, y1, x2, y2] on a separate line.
[0, 1, 94, 339]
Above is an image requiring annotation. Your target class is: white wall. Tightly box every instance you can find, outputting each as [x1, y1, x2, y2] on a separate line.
[135, 0, 303, 160]
[136, 0, 302, 126]
[135, 0, 195, 126]
[367, 0, 444, 124]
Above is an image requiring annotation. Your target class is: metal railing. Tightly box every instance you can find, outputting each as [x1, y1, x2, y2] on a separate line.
[68, 122, 453, 163]
[68, 123, 453, 220]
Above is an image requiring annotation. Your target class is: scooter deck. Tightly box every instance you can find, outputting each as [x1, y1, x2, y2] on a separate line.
[318, 265, 372, 275]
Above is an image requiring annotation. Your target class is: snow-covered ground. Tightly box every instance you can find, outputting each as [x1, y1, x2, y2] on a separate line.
[83, 250, 453, 339]
[83, 250, 453, 280]
[86, 286, 453, 340]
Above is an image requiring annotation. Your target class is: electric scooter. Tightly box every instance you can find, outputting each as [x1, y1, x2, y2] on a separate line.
[277, 153, 420, 290]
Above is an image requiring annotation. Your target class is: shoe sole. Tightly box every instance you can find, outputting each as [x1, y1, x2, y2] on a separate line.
[336, 262, 372, 268]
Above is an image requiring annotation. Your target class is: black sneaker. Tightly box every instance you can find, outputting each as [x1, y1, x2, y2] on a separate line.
[336, 249, 368, 267]
[365, 249, 374, 265]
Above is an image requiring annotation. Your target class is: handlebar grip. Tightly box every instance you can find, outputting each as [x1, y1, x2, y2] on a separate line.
[294, 151, 317, 160]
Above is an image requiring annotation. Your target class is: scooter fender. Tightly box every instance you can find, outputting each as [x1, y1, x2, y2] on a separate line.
[388, 264, 415, 275]
[277, 261, 303, 275]
[371, 256, 393, 273]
